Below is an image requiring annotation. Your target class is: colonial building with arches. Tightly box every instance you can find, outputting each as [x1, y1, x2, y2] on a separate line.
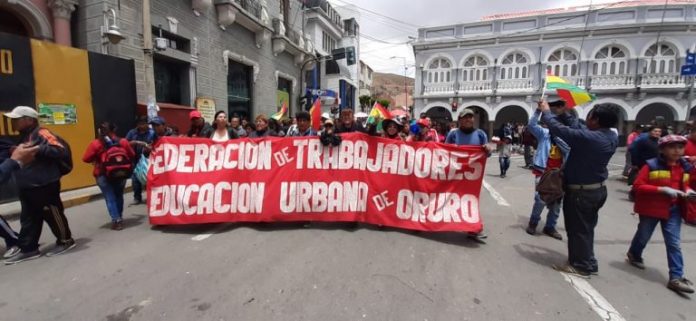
[412, 1, 696, 144]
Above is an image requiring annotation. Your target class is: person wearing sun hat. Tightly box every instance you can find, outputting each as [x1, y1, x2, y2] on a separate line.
[628, 134, 696, 294]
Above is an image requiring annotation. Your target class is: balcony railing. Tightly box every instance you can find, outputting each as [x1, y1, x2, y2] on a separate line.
[639, 73, 687, 89]
[424, 83, 455, 94]
[458, 80, 493, 94]
[563, 76, 586, 88]
[589, 75, 635, 90]
[497, 79, 534, 92]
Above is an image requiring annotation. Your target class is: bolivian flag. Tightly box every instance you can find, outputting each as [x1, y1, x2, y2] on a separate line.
[546, 75, 596, 108]
[367, 102, 391, 125]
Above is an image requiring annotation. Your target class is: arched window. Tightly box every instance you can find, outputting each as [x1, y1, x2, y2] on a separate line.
[426, 58, 452, 84]
[643, 43, 677, 74]
[500, 52, 529, 80]
[462, 55, 489, 82]
[546, 48, 578, 77]
[592, 45, 628, 76]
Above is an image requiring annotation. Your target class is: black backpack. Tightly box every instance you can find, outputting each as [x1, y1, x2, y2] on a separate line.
[55, 135, 73, 176]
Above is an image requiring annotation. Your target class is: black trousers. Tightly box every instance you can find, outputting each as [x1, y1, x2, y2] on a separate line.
[563, 186, 608, 273]
[17, 181, 73, 252]
[0, 215, 18, 248]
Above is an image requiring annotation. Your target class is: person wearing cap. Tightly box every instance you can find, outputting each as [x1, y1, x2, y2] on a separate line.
[627, 135, 695, 294]
[319, 118, 342, 147]
[3, 106, 76, 264]
[125, 116, 155, 205]
[445, 108, 492, 243]
[150, 116, 173, 143]
[186, 110, 214, 138]
[406, 118, 434, 142]
[524, 101, 571, 240]
[287, 111, 317, 137]
[538, 100, 619, 278]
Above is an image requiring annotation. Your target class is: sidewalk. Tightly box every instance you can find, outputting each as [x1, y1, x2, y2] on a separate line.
[0, 182, 133, 221]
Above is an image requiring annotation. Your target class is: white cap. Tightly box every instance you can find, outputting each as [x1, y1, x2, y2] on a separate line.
[321, 112, 330, 120]
[5, 106, 38, 119]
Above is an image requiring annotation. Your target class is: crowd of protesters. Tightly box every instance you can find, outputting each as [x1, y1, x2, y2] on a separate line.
[1, 101, 695, 295]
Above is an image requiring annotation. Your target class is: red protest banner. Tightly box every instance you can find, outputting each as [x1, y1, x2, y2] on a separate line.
[147, 133, 487, 233]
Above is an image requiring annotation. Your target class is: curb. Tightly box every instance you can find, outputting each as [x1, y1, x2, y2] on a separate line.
[2, 186, 134, 221]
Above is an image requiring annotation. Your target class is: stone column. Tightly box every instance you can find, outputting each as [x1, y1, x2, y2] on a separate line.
[48, 0, 77, 46]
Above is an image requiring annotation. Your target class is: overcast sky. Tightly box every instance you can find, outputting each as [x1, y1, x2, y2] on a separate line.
[328, 0, 622, 77]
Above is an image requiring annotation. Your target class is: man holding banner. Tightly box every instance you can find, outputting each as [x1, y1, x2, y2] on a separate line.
[446, 108, 493, 243]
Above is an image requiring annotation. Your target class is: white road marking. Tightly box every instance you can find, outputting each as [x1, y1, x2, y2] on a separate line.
[191, 224, 230, 241]
[482, 180, 510, 207]
[561, 273, 627, 321]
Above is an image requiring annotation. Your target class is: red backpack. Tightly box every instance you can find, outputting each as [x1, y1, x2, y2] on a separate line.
[100, 138, 133, 180]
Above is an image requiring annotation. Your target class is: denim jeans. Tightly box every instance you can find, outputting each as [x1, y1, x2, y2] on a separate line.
[499, 157, 510, 174]
[629, 205, 684, 280]
[563, 186, 607, 273]
[132, 173, 143, 202]
[529, 176, 560, 229]
[96, 176, 126, 222]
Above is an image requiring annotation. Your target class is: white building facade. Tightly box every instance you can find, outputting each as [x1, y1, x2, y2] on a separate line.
[413, 1, 696, 143]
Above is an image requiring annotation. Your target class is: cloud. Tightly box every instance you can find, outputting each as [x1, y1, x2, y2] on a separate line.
[329, 0, 622, 76]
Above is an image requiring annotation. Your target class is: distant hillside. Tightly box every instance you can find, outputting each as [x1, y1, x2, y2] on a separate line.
[372, 72, 415, 108]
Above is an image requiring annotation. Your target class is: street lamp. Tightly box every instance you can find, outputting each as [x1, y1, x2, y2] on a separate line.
[390, 56, 408, 111]
[101, 8, 125, 52]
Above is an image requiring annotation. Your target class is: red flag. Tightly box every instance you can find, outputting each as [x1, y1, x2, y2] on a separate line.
[309, 98, 322, 131]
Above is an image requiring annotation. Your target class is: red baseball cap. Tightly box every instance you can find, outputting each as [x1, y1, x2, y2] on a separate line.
[417, 118, 430, 128]
[189, 110, 202, 120]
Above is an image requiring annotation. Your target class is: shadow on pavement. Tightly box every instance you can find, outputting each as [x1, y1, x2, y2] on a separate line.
[608, 260, 668, 286]
[513, 243, 566, 268]
[98, 214, 147, 230]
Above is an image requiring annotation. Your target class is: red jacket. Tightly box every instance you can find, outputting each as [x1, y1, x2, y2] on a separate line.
[685, 139, 696, 158]
[632, 157, 695, 220]
[82, 136, 135, 177]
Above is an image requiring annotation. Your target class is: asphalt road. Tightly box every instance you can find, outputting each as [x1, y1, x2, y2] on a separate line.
[0, 148, 694, 321]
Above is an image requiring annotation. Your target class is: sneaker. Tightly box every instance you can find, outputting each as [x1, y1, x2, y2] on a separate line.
[467, 232, 487, 244]
[3, 246, 20, 259]
[552, 263, 591, 279]
[525, 223, 537, 235]
[45, 239, 76, 257]
[543, 227, 563, 240]
[4, 250, 41, 265]
[667, 278, 695, 294]
[626, 252, 645, 270]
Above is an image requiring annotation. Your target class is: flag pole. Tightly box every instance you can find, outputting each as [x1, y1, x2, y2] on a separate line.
[540, 72, 549, 102]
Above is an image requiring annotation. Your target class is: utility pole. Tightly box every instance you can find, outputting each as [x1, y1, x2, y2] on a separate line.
[143, 0, 156, 101]
[390, 56, 408, 110]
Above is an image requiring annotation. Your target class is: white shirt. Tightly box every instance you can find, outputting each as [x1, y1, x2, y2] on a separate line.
[211, 130, 230, 142]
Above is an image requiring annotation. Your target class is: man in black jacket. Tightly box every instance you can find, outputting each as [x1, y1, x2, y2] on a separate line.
[3, 106, 75, 265]
[335, 109, 366, 134]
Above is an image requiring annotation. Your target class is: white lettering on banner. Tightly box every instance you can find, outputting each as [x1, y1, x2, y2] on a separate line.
[296, 141, 479, 181]
[395, 190, 480, 224]
[280, 181, 368, 213]
[152, 142, 272, 174]
[149, 183, 265, 216]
